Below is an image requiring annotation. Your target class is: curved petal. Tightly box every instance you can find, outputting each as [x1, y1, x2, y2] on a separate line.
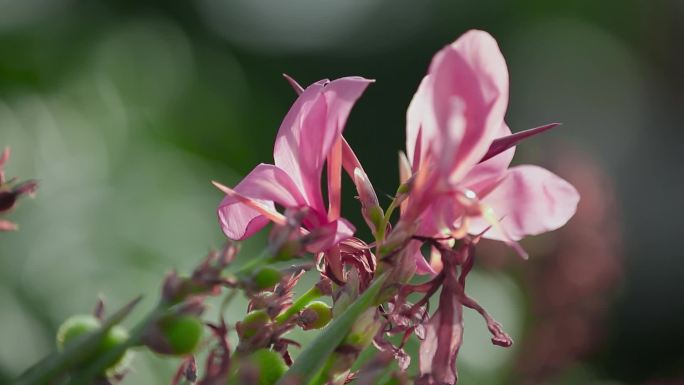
[406, 75, 437, 171]
[469, 165, 580, 241]
[273, 77, 373, 213]
[413, 246, 437, 275]
[415, 194, 466, 239]
[218, 202, 272, 240]
[273, 81, 327, 209]
[429, 30, 509, 181]
[230, 163, 307, 206]
[341, 136, 363, 177]
[304, 218, 356, 253]
[480, 123, 559, 163]
[217, 164, 306, 240]
[462, 122, 514, 187]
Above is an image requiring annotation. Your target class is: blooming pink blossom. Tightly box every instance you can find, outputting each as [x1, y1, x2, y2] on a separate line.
[215, 76, 373, 252]
[397, 30, 581, 384]
[403, 30, 579, 270]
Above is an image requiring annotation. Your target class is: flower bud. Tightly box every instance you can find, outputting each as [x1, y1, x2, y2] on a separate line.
[298, 301, 332, 330]
[56, 314, 131, 371]
[0, 180, 38, 213]
[56, 314, 100, 350]
[353, 168, 383, 234]
[251, 266, 282, 290]
[158, 315, 203, 355]
[243, 348, 288, 385]
[398, 151, 412, 184]
[144, 314, 204, 356]
[236, 310, 271, 340]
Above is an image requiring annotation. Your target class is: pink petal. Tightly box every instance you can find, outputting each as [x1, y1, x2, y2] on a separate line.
[0, 147, 9, 168]
[0, 219, 18, 231]
[0, 147, 10, 184]
[341, 136, 363, 177]
[462, 122, 514, 187]
[406, 75, 437, 171]
[304, 218, 355, 253]
[429, 30, 509, 181]
[480, 122, 560, 163]
[469, 165, 580, 241]
[413, 245, 437, 275]
[218, 205, 271, 241]
[415, 195, 464, 239]
[273, 77, 372, 213]
[216, 164, 306, 240]
[282, 73, 304, 95]
[327, 137, 342, 220]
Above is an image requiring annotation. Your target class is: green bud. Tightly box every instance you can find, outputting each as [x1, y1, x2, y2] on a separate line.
[56, 314, 131, 372]
[252, 266, 282, 290]
[246, 348, 288, 385]
[396, 182, 410, 194]
[353, 168, 384, 234]
[368, 206, 385, 230]
[237, 310, 270, 340]
[159, 315, 203, 355]
[56, 314, 100, 350]
[101, 324, 129, 354]
[299, 301, 332, 330]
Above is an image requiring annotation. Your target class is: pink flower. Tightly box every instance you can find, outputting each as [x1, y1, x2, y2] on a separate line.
[215, 76, 373, 252]
[403, 30, 579, 270]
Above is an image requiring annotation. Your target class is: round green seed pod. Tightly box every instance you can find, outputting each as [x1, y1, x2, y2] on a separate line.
[237, 309, 270, 340]
[101, 325, 133, 374]
[159, 315, 204, 355]
[246, 348, 288, 385]
[57, 314, 101, 350]
[300, 301, 332, 330]
[100, 325, 129, 352]
[252, 266, 282, 290]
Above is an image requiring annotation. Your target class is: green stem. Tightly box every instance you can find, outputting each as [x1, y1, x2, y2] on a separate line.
[276, 273, 388, 385]
[230, 248, 273, 277]
[274, 286, 322, 324]
[375, 197, 400, 251]
[14, 298, 142, 385]
[308, 355, 338, 385]
[64, 303, 168, 385]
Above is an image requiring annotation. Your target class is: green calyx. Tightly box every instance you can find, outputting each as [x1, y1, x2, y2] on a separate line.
[368, 205, 385, 232]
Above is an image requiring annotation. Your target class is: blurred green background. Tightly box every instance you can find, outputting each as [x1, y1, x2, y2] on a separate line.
[1, 0, 683, 384]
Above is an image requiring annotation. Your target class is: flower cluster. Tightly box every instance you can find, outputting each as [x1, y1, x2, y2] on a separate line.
[213, 30, 580, 384]
[20, 29, 580, 385]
